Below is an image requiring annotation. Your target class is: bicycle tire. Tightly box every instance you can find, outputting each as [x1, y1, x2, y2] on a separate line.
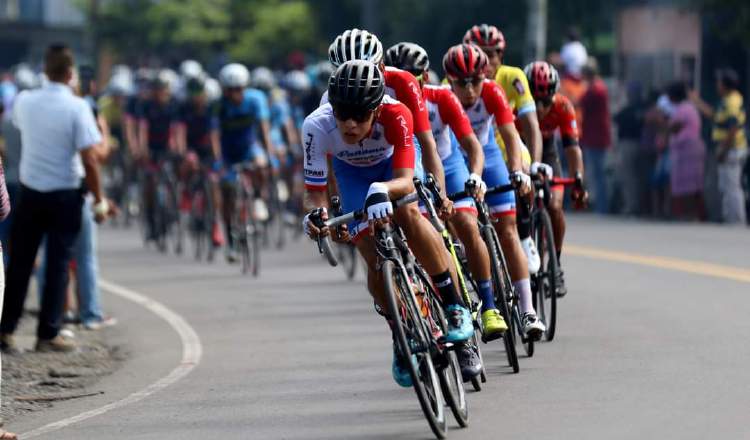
[534, 208, 558, 341]
[382, 260, 447, 439]
[482, 226, 519, 373]
[416, 266, 468, 428]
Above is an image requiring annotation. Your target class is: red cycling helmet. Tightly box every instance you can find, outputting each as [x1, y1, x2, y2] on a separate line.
[463, 24, 506, 52]
[524, 61, 560, 100]
[443, 44, 488, 80]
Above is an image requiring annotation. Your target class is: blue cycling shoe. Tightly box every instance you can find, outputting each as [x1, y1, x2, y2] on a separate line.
[392, 346, 415, 388]
[444, 304, 474, 343]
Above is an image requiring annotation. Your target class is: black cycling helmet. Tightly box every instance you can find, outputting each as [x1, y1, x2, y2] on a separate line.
[384, 42, 430, 77]
[185, 76, 206, 95]
[328, 60, 385, 113]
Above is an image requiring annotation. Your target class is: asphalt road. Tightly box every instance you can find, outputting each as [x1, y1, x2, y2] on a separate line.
[13, 215, 750, 439]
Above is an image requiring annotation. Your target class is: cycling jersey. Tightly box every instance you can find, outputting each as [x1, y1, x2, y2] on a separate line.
[422, 84, 475, 212]
[138, 98, 180, 154]
[494, 65, 534, 165]
[517, 93, 579, 190]
[464, 80, 515, 146]
[179, 101, 218, 160]
[459, 80, 516, 217]
[303, 95, 417, 241]
[423, 85, 473, 160]
[269, 91, 292, 150]
[320, 66, 430, 134]
[216, 88, 270, 164]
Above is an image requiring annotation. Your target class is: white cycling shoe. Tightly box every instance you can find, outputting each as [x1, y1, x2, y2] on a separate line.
[522, 237, 541, 274]
[254, 198, 270, 222]
[522, 312, 546, 338]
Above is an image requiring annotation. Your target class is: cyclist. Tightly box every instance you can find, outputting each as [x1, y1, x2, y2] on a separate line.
[443, 44, 545, 337]
[464, 24, 545, 274]
[176, 75, 224, 247]
[216, 63, 274, 262]
[99, 74, 133, 215]
[303, 60, 475, 387]
[385, 43, 509, 346]
[524, 61, 588, 296]
[136, 70, 181, 241]
[325, 29, 447, 204]
[283, 70, 313, 216]
[125, 68, 153, 164]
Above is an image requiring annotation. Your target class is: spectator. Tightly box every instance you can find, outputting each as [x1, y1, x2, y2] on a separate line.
[580, 58, 612, 214]
[0, 44, 109, 354]
[560, 28, 588, 78]
[37, 66, 117, 331]
[614, 81, 645, 215]
[0, 68, 37, 266]
[642, 91, 670, 218]
[0, 149, 16, 440]
[667, 82, 706, 221]
[691, 68, 747, 224]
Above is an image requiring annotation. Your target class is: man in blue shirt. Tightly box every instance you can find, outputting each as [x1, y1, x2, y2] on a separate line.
[216, 63, 273, 262]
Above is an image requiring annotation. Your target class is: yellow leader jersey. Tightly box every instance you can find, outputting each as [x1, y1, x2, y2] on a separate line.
[494, 65, 533, 165]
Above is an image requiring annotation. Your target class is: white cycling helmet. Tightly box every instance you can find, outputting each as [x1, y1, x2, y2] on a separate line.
[107, 74, 133, 96]
[204, 77, 222, 102]
[328, 28, 384, 67]
[251, 66, 276, 91]
[219, 63, 250, 88]
[14, 65, 38, 91]
[158, 68, 180, 93]
[283, 70, 311, 93]
[180, 59, 203, 79]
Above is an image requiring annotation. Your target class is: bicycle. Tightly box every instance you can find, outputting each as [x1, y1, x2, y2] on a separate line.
[139, 159, 182, 255]
[227, 162, 261, 276]
[446, 181, 530, 371]
[417, 175, 487, 391]
[527, 174, 579, 342]
[186, 164, 217, 262]
[313, 191, 467, 438]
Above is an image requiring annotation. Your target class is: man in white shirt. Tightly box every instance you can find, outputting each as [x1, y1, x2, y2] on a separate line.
[0, 44, 108, 353]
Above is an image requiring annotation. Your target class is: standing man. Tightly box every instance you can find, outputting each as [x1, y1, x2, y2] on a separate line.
[0, 44, 108, 353]
[692, 68, 747, 224]
[579, 58, 612, 214]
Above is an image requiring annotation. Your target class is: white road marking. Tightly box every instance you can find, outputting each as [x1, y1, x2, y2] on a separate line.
[19, 279, 203, 439]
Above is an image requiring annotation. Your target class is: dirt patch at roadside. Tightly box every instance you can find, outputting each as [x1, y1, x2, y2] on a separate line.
[1, 312, 127, 423]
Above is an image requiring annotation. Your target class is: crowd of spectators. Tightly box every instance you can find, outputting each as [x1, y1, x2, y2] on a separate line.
[553, 31, 748, 225]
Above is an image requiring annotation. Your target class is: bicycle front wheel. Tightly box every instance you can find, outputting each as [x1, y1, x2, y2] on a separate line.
[382, 260, 447, 439]
[534, 208, 558, 341]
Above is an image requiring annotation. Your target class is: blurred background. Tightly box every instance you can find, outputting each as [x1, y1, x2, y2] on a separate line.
[1, 0, 748, 222]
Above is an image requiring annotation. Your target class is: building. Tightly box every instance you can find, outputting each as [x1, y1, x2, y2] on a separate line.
[0, 0, 89, 69]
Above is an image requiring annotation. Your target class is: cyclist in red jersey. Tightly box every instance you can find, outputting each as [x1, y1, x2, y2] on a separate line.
[523, 61, 588, 296]
[324, 29, 449, 210]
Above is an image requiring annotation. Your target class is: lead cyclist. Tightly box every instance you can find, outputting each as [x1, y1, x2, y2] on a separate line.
[302, 60, 477, 387]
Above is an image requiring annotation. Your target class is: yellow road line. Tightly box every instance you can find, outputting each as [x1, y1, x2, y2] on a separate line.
[565, 244, 750, 284]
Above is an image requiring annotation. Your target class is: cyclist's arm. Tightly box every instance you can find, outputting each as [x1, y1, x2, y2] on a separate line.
[518, 111, 543, 163]
[417, 130, 446, 195]
[174, 122, 187, 154]
[383, 102, 418, 199]
[283, 117, 300, 148]
[258, 120, 274, 156]
[210, 129, 221, 161]
[386, 167, 416, 199]
[458, 134, 484, 176]
[558, 97, 584, 178]
[93, 114, 111, 162]
[564, 141, 584, 178]
[497, 123, 523, 173]
[302, 117, 330, 211]
[137, 119, 148, 158]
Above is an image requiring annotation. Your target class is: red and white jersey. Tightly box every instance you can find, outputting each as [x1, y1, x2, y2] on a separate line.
[463, 79, 515, 146]
[423, 85, 474, 160]
[302, 95, 415, 191]
[320, 66, 430, 134]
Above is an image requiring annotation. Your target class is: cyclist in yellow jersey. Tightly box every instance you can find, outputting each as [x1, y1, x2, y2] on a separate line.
[464, 24, 543, 274]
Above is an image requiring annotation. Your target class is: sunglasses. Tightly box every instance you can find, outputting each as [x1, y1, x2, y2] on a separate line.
[333, 106, 374, 123]
[451, 76, 484, 88]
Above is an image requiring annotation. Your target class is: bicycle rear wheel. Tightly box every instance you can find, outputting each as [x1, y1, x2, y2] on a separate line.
[382, 260, 447, 439]
[483, 226, 519, 373]
[534, 208, 558, 341]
